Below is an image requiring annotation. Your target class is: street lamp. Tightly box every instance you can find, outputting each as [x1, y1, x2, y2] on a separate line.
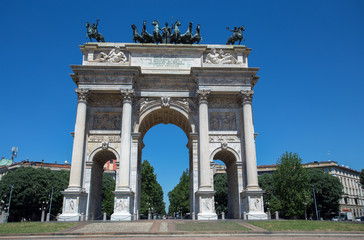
[11, 147, 18, 161]
[357, 181, 364, 217]
[312, 184, 319, 220]
[39, 201, 48, 222]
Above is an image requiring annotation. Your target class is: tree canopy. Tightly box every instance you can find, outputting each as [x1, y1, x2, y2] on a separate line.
[101, 173, 115, 217]
[140, 160, 166, 216]
[360, 169, 364, 186]
[272, 152, 311, 218]
[168, 169, 189, 215]
[0, 167, 69, 221]
[307, 168, 343, 219]
[258, 173, 282, 214]
[214, 173, 228, 214]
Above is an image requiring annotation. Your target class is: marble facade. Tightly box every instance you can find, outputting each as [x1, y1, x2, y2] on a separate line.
[58, 43, 267, 221]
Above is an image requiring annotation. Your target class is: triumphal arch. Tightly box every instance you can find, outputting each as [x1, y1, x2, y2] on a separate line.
[58, 42, 267, 221]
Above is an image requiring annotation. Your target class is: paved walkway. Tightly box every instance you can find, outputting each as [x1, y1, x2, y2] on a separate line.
[1, 220, 364, 239]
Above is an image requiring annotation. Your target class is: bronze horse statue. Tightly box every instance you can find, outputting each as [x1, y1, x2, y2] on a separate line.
[131, 24, 143, 43]
[180, 22, 193, 44]
[170, 20, 181, 44]
[86, 20, 105, 42]
[226, 25, 245, 45]
[152, 20, 163, 43]
[141, 20, 154, 43]
[191, 24, 202, 44]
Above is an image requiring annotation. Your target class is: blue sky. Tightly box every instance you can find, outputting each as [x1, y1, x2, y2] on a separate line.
[1, 0, 363, 209]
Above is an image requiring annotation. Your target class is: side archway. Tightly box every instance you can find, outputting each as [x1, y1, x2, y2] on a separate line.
[88, 148, 118, 220]
[211, 147, 241, 219]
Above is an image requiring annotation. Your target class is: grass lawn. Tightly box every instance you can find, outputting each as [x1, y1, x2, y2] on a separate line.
[0, 222, 79, 234]
[249, 220, 364, 231]
[176, 221, 249, 231]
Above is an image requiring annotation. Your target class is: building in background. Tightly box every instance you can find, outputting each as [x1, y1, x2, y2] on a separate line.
[0, 158, 116, 180]
[212, 160, 364, 218]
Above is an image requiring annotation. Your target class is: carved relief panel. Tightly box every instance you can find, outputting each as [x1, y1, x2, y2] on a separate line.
[209, 112, 237, 131]
[93, 112, 121, 130]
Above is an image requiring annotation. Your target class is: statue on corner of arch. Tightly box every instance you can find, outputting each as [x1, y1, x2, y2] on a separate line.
[86, 19, 105, 42]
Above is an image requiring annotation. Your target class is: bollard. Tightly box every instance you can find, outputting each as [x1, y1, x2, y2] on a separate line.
[222, 212, 225, 220]
[275, 211, 279, 220]
[243, 211, 247, 220]
[46, 212, 50, 222]
[103, 212, 107, 221]
[192, 212, 195, 220]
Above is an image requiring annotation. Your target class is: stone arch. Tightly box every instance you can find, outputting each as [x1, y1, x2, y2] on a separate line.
[132, 104, 197, 217]
[88, 148, 117, 220]
[211, 147, 241, 219]
[134, 104, 196, 139]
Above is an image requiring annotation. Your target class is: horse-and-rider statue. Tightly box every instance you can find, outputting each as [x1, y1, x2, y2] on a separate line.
[131, 20, 202, 44]
[226, 25, 245, 45]
[86, 19, 105, 42]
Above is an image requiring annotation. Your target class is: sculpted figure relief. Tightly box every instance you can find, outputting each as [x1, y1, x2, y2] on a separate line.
[205, 48, 239, 64]
[91, 46, 127, 63]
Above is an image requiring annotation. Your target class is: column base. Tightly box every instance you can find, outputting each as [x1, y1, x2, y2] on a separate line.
[196, 190, 217, 220]
[58, 190, 87, 222]
[241, 190, 268, 220]
[110, 190, 134, 221]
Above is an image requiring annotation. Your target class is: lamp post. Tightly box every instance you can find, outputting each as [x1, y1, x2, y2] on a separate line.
[39, 201, 48, 222]
[357, 181, 364, 217]
[312, 184, 319, 220]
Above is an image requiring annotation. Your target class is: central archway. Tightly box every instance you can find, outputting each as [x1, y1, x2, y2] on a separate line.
[132, 104, 198, 218]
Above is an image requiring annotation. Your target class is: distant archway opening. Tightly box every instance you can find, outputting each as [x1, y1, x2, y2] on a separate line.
[213, 149, 240, 219]
[136, 107, 195, 218]
[89, 150, 116, 220]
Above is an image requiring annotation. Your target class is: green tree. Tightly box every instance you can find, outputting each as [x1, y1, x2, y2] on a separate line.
[308, 168, 343, 219]
[360, 169, 364, 186]
[258, 173, 281, 213]
[101, 173, 115, 217]
[273, 152, 311, 218]
[168, 169, 189, 215]
[214, 173, 228, 214]
[0, 167, 69, 221]
[140, 160, 166, 216]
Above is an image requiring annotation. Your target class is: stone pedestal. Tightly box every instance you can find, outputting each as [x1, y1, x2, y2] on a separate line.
[196, 190, 217, 220]
[241, 190, 268, 220]
[110, 190, 134, 221]
[58, 191, 87, 222]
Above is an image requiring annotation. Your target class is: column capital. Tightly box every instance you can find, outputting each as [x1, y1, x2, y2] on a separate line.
[197, 90, 211, 104]
[240, 90, 254, 104]
[120, 89, 134, 103]
[75, 89, 90, 103]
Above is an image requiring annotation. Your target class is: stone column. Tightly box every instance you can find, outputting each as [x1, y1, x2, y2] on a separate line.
[111, 89, 134, 221]
[196, 90, 217, 220]
[197, 90, 212, 189]
[58, 89, 89, 222]
[240, 90, 267, 220]
[117, 89, 134, 190]
[240, 90, 260, 190]
[68, 89, 89, 190]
